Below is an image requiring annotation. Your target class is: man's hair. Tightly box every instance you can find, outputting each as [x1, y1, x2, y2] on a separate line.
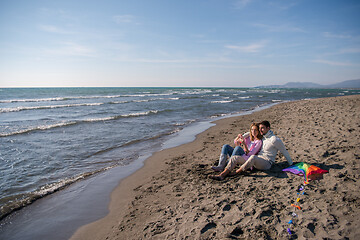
[260, 120, 270, 128]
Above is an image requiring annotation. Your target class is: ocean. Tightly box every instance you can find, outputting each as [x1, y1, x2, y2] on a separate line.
[0, 87, 359, 222]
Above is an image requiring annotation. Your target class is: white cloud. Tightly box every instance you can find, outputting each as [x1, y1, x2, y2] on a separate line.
[253, 23, 306, 33]
[44, 42, 95, 57]
[38, 25, 73, 34]
[114, 57, 213, 64]
[113, 15, 138, 24]
[111, 56, 263, 69]
[312, 59, 355, 66]
[234, 0, 252, 9]
[316, 47, 360, 57]
[323, 32, 351, 39]
[268, 1, 299, 10]
[127, 58, 196, 63]
[39, 8, 75, 20]
[225, 41, 267, 53]
[339, 48, 360, 54]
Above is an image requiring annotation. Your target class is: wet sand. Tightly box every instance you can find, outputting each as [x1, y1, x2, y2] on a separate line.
[71, 94, 360, 240]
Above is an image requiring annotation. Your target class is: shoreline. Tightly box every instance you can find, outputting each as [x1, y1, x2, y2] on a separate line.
[71, 94, 360, 239]
[0, 101, 278, 240]
[68, 103, 279, 239]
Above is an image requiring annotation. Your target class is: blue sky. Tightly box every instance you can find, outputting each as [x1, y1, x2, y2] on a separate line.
[1, 0, 359, 87]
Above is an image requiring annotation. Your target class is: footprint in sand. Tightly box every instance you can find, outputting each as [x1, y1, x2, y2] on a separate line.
[222, 204, 231, 211]
[229, 227, 244, 237]
[200, 222, 217, 234]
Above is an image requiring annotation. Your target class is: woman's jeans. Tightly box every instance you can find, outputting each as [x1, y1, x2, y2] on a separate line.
[221, 144, 245, 157]
[212, 144, 246, 170]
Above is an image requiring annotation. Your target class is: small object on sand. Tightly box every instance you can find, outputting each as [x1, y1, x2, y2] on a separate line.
[288, 220, 293, 224]
[292, 212, 297, 217]
[287, 228, 292, 235]
[296, 197, 300, 202]
[291, 204, 301, 210]
[209, 175, 224, 181]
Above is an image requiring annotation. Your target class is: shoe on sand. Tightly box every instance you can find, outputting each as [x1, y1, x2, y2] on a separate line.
[209, 175, 224, 181]
[211, 166, 224, 172]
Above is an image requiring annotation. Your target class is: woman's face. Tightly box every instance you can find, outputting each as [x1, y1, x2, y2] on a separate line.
[251, 126, 259, 138]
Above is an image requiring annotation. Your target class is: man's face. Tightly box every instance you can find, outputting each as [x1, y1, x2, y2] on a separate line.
[259, 124, 270, 135]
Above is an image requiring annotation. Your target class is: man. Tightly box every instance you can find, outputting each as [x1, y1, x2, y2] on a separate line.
[209, 120, 293, 180]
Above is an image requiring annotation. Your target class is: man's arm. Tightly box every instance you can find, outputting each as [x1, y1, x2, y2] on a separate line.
[242, 132, 250, 139]
[274, 138, 293, 165]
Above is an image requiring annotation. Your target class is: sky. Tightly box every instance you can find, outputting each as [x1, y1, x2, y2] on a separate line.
[0, 0, 360, 87]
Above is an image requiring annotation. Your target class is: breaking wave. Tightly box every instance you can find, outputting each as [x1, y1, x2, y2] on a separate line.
[0, 110, 162, 137]
[0, 103, 104, 113]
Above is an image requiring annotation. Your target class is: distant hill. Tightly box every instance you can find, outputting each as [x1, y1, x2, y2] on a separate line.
[256, 79, 360, 89]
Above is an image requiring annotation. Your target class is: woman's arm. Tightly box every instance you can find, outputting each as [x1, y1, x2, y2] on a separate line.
[241, 137, 250, 154]
[245, 140, 262, 156]
[234, 133, 244, 146]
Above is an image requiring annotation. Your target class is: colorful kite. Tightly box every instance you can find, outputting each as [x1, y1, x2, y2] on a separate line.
[283, 162, 329, 236]
[283, 162, 329, 183]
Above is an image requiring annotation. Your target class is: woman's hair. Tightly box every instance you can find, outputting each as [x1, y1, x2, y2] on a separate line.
[250, 122, 262, 141]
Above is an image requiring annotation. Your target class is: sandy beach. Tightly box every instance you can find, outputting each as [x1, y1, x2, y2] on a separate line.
[71, 95, 360, 240]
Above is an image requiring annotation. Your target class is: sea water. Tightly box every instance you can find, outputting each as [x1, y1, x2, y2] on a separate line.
[0, 87, 358, 220]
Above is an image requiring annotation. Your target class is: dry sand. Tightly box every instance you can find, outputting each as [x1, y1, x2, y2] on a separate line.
[71, 95, 360, 240]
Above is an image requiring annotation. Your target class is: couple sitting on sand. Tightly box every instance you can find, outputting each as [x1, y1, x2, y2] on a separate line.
[210, 120, 293, 181]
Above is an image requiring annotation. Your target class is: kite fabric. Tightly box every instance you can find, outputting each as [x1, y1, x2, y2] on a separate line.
[283, 162, 329, 183]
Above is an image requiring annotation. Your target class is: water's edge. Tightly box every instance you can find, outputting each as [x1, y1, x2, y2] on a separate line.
[0, 102, 279, 240]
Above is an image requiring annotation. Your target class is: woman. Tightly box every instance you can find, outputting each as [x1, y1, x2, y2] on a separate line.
[211, 122, 263, 172]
